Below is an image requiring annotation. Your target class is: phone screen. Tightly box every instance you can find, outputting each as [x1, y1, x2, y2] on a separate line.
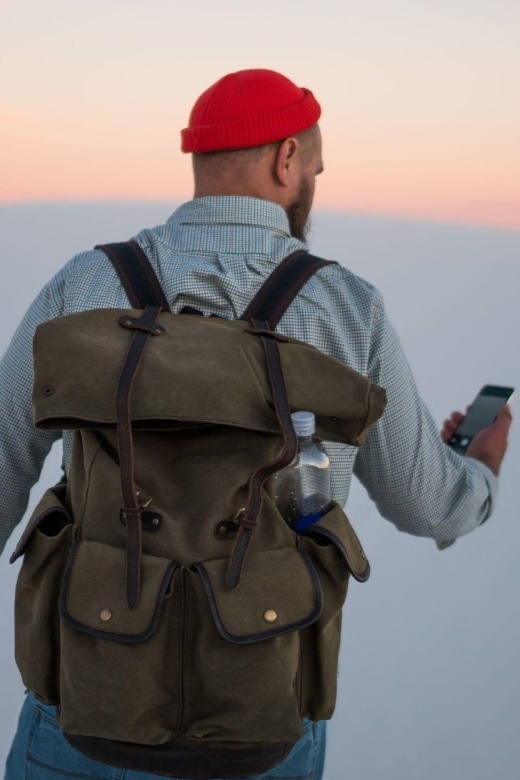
[456, 394, 509, 437]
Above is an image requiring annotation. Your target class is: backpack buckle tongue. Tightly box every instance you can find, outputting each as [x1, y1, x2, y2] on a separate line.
[136, 491, 153, 509]
[233, 511, 257, 531]
[119, 315, 165, 335]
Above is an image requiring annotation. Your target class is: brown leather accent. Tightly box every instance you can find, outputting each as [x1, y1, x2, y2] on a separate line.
[240, 251, 307, 323]
[120, 509, 163, 534]
[244, 328, 290, 342]
[127, 239, 171, 313]
[197, 550, 323, 644]
[214, 519, 239, 541]
[64, 733, 294, 778]
[116, 305, 162, 608]
[226, 319, 298, 589]
[267, 258, 331, 328]
[119, 315, 166, 335]
[96, 244, 142, 309]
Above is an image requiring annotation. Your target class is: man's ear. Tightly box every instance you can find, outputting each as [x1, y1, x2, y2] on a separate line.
[273, 138, 298, 187]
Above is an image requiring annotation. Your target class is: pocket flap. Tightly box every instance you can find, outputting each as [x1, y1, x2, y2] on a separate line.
[195, 547, 322, 644]
[59, 541, 177, 642]
[10, 483, 71, 564]
[301, 503, 370, 583]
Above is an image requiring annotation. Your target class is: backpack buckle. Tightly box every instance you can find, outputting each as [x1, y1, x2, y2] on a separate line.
[136, 491, 153, 509]
[233, 508, 257, 531]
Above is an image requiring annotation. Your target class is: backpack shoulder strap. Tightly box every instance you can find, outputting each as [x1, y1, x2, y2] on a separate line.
[96, 240, 171, 312]
[240, 251, 337, 329]
[97, 240, 335, 327]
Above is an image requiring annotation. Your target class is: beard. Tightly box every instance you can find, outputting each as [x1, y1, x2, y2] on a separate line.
[286, 177, 313, 243]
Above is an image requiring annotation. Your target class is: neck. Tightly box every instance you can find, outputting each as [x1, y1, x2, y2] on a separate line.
[193, 183, 274, 201]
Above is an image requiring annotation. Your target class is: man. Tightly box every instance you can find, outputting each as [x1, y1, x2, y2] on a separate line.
[2, 69, 512, 779]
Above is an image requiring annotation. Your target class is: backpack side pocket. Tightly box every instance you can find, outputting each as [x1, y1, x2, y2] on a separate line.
[297, 501, 369, 720]
[10, 483, 73, 705]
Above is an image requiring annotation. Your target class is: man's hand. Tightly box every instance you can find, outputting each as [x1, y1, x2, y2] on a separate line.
[441, 404, 513, 477]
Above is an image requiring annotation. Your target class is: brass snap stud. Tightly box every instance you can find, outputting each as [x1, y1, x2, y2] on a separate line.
[263, 610, 278, 623]
[151, 517, 160, 526]
[219, 525, 227, 534]
[100, 609, 112, 622]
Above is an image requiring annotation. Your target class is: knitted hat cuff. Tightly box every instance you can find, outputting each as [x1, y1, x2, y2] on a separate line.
[181, 88, 321, 154]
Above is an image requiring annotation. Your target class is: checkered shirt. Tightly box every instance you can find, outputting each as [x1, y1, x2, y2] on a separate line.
[0, 196, 497, 555]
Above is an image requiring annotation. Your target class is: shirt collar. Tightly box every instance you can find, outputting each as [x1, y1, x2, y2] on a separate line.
[166, 196, 292, 237]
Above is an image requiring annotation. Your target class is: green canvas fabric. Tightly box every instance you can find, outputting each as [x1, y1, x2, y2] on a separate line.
[13, 307, 387, 756]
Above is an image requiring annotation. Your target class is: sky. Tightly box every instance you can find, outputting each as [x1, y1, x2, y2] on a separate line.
[1, 0, 519, 230]
[0, 203, 519, 779]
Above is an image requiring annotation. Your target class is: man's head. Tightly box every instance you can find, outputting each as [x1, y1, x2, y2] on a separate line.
[181, 70, 323, 242]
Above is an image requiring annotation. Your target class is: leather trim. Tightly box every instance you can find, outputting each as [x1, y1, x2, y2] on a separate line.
[240, 252, 337, 329]
[96, 241, 171, 312]
[127, 240, 171, 313]
[226, 320, 298, 589]
[58, 542, 177, 643]
[63, 733, 295, 778]
[96, 243, 142, 309]
[201, 548, 323, 644]
[116, 305, 162, 608]
[119, 315, 166, 335]
[303, 525, 371, 583]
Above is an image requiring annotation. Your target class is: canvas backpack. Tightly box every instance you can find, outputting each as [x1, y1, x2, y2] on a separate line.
[10, 239, 387, 778]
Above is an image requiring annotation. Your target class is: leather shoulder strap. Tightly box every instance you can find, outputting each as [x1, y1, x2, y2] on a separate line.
[240, 251, 337, 329]
[96, 240, 171, 312]
[97, 240, 335, 327]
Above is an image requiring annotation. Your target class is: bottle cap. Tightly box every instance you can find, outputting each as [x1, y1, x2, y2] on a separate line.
[291, 411, 315, 437]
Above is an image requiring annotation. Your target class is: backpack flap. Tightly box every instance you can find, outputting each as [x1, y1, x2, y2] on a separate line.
[32, 310, 386, 448]
[194, 547, 323, 643]
[10, 482, 71, 563]
[59, 541, 177, 642]
[299, 502, 370, 583]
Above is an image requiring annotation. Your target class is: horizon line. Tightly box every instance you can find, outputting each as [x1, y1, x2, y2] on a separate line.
[0, 198, 519, 236]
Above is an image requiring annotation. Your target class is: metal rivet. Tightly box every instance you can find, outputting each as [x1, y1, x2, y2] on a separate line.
[264, 610, 278, 623]
[43, 386, 54, 396]
[100, 609, 112, 622]
[123, 317, 132, 325]
[219, 525, 227, 534]
[151, 517, 160, 526]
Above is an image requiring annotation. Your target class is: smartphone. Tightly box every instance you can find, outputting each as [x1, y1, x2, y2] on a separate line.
[448, 385, 515, 454]
[437, 385, 514, 551]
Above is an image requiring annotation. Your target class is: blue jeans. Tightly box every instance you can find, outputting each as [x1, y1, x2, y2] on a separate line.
[4, 693, 326, 780]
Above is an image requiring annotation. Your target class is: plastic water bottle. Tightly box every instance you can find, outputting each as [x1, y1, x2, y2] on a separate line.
[273, 411, 331, 533]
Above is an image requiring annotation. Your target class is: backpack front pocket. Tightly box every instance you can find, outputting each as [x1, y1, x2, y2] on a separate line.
[181, 547, 323, 743]
[58, 541, 178, 745]
[10, 483, 73, 705]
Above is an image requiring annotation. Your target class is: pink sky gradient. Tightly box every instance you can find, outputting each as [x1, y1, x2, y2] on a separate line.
[1, 0, 519, 230]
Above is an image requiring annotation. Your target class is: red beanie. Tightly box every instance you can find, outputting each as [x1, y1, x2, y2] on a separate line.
[181, 69, 321, 154]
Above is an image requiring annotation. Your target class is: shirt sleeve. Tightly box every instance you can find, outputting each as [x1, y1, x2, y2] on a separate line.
[0, 264, 71, 557]
[353, 292, 498, 543]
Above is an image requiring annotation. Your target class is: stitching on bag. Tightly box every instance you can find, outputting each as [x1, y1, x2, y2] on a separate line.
[79, 441, 104, 529]
[59, 548, 177, 642]
[196, 549, 323, 643]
